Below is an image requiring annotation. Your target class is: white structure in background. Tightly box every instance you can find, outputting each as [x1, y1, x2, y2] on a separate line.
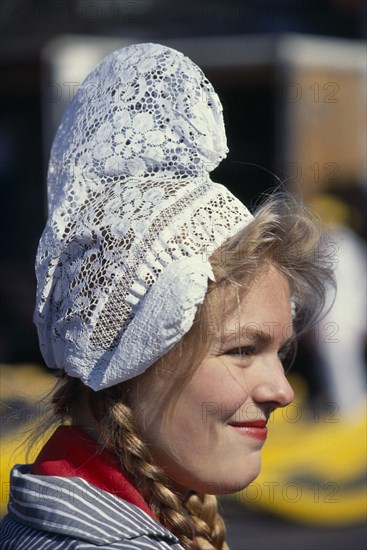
[318, 225, 366, 413]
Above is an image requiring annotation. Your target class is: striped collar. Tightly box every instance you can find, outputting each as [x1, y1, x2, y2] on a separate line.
[8, 464, 182, 546]
[31, 425, 154, 518]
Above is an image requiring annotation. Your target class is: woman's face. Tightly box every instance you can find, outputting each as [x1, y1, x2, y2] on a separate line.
[135, 264, 295, 495]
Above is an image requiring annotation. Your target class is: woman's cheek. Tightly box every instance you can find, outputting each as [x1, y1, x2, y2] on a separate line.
[175, 367, 250, 428]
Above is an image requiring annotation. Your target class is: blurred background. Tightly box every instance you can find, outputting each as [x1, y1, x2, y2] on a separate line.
[1, 1, 366, 549]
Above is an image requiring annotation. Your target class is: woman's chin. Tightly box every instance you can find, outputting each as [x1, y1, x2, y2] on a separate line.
[190, 461, 262, 496]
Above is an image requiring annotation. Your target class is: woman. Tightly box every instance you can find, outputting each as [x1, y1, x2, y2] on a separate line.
[0, 43, 333, 549]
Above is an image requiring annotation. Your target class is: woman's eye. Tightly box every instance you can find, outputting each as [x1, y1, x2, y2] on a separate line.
[225, 346, 256, 357]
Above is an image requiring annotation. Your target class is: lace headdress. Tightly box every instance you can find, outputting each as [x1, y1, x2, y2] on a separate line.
[34, 43, 252, 390]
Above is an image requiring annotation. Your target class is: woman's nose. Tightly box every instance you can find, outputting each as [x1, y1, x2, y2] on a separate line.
[252, 358, 295, 408]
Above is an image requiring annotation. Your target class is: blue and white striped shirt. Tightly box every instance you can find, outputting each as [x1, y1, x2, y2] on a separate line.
[0, 465, 183, 549]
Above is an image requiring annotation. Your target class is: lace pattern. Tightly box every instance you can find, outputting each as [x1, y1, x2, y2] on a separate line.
[34, 43, 252, 389]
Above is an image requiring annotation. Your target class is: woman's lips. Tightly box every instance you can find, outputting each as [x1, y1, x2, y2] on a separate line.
[227, 420, 268, 440]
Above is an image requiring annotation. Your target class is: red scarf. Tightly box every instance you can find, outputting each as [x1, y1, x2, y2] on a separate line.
[31, 425, 155, 519]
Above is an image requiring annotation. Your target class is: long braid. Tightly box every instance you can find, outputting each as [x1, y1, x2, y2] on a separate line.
[92, 387, 196, 549]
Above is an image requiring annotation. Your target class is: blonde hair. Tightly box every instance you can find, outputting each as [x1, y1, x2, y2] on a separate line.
[40, 192, 334, 549]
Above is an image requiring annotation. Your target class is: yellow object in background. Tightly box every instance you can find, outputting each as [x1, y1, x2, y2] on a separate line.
[0, 364, 56, 517]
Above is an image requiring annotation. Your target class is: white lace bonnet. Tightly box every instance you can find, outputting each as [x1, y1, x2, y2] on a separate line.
[34, 43, 253, 390]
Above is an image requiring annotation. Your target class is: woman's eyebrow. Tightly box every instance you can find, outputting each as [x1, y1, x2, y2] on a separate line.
[218, 326, 295, 346]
